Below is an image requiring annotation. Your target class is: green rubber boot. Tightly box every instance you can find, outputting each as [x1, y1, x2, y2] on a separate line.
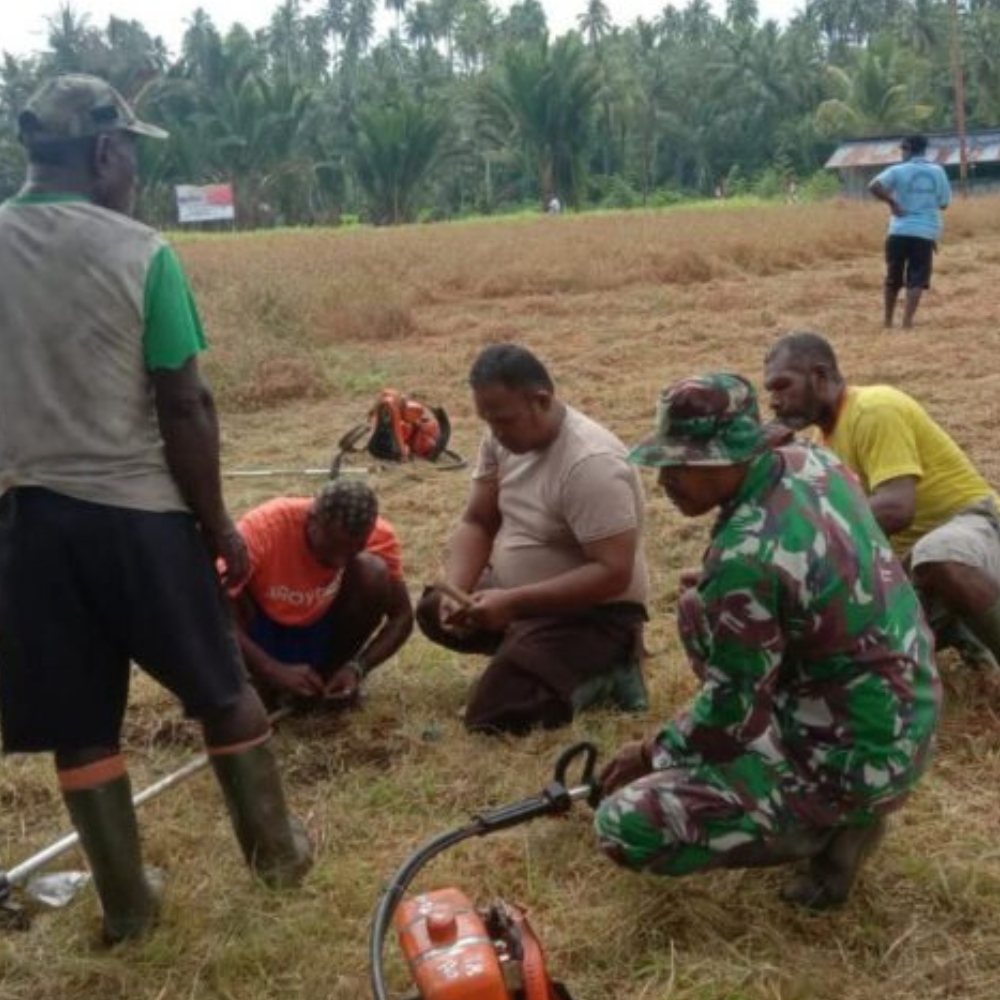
[62, 775, 160, 944]
[572, 660, 649, 714]
[210, 742, 313, 889]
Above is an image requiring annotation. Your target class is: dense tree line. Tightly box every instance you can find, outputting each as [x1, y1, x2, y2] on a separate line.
[2, 0, 998, 226]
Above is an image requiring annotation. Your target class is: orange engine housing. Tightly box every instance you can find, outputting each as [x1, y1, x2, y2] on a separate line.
[394, 888, 510, 1000]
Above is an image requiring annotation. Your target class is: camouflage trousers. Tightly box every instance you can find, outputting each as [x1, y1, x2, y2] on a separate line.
[595, 590, 901, 876]
[594, 752, 894, 876]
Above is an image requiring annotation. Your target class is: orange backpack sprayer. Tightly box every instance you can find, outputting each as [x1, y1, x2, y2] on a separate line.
[368, 743, 601, 1000]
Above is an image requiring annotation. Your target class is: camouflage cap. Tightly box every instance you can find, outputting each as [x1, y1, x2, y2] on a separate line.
[18, 74, 168, 143]
[628, 373, 766, 467]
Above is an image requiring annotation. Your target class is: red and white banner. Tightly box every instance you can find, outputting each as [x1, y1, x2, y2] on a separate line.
[175, 184, 235, 224]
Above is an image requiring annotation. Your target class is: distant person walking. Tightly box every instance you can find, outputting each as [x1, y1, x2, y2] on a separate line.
[869, 134, 951, 330]
[0, 75, 310, 944]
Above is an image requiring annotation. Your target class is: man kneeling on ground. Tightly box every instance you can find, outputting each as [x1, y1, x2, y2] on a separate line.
[231, 479, 414, 707]
[416, 343, 650, 735]
[596, 373, 940, 909]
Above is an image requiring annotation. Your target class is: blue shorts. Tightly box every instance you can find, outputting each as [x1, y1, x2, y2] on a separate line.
[248, 609, 336, 675]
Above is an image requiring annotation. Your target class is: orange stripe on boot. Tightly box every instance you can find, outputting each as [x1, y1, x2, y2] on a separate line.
[207, 730, 272, 757]
[57, 754, 127, 792]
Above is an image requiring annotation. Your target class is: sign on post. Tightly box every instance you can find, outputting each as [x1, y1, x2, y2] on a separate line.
[175, 184, 236, 224]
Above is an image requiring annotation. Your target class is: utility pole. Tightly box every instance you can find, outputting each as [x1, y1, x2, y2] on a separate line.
[949, 0, 969, 196]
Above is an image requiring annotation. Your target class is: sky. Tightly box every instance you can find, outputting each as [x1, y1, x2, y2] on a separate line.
[2, 1, 805, 59]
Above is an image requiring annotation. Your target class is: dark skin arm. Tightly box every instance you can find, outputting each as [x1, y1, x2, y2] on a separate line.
[869, 179, 905, 218]
[235, 621, 326, 699]
[323, 577, 414, 699]
[438, 477, 501, 626]
[869, 475, 918, 538]
[460, 528, 638, 632]
[152, 357, 247, 587]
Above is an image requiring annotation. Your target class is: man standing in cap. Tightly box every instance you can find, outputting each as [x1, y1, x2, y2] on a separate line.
[596, 373, 940, 909]
[0, 75, 310, 944]
[869, 133, 950, 329]
[231, 479, 413, 707]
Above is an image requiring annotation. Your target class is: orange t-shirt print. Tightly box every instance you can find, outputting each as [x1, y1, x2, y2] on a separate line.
[235, 497, 403, 627]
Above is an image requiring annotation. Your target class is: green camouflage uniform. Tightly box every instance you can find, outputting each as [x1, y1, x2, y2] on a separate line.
[596, 375, 940, 876]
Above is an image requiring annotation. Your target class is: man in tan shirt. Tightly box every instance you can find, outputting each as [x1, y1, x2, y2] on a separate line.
[416, 343, 649, 734]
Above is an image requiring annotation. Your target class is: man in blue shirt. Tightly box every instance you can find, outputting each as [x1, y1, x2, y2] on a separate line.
[869, 134, 951, 330]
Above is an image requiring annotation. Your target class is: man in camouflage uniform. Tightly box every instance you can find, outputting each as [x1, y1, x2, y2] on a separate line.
[595, 373, 940, 909]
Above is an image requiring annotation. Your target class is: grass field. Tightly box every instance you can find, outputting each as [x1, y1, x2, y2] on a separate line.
[3, 196, 1000, 1000]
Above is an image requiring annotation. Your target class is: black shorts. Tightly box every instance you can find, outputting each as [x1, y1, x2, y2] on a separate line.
[0, 488, 246, 753]
[885, 234, 935, 290]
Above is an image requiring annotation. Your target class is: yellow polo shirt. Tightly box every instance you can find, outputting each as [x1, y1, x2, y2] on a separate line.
[825, 386, 997, 554]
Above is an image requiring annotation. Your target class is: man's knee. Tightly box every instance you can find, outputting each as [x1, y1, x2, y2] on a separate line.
[342, 553, 390, 610]
[200, 684, 270, 749]
[594, 791, 699, 876]
[914, 558, 1000, 612]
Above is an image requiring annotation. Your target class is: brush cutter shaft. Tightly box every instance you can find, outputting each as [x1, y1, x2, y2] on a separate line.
[224, 468, 333, 478]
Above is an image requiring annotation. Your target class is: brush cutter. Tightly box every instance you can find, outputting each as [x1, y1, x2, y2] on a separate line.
[0, 706, 292, 930]
[369, 741, 601, 1000]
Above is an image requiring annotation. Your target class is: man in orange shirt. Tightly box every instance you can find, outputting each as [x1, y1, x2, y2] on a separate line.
[232, 479, 414, 706]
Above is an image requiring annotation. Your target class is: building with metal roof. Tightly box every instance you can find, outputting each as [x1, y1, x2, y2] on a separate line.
[825, 129, 1000, 196]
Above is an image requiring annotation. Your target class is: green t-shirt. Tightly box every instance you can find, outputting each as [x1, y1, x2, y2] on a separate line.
[143, 245, 207, 370]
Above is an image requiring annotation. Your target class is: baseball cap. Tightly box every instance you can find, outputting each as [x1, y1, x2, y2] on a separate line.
[18, 74, 168, 143]
[628, 373, 766, 467]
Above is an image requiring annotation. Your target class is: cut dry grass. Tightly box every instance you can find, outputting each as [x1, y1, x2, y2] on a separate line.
[4, 198, 1000, 999]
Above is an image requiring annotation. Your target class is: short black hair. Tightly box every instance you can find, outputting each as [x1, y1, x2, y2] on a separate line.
[313, 479, 378, 538]
[902, 134, 928, 155]
[765, 331, 842, 376]
[468, 343, 555, 393]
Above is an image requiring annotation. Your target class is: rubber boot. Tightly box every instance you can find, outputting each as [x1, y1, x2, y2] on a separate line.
[719, 829, 830, 870]
[780, 816, 887, 910]
[62, 775, 160, 944]
[572, 661, 649, 714]
[210, 742, 313, 888]
[611, 660, 650, 713]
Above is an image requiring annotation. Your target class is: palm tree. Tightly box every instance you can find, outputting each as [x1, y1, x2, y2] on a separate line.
[814, 47, 932, 137]
[577, 0, 612, 49]
[385, 0, 409, 35]
[45, 4, 97, 73]
[354, 98, 450, 223]
[405, 2, 439, 54]
[478, 35, 600, 206]
[455, 0, 498, 74]
[321, 0, 350, 70]
[431, 0, 464, 71]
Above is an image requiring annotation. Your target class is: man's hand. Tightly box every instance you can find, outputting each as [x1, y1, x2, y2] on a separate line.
[464, 588, 517, 631]
[265, 661, 325, 699]
[323, 662, 362, 703]
[204, 519, 249, 589]
[889, 200, 906, 218]
[677, 567, 702, 594]
[598, 740, 654, 797]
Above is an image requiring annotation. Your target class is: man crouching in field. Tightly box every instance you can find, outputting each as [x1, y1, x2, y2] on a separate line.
[596, 374, 940, 909]
[230, 479, 413, 708]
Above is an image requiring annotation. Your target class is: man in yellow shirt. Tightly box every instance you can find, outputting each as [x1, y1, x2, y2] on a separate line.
[763, 331, 1000, 669]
